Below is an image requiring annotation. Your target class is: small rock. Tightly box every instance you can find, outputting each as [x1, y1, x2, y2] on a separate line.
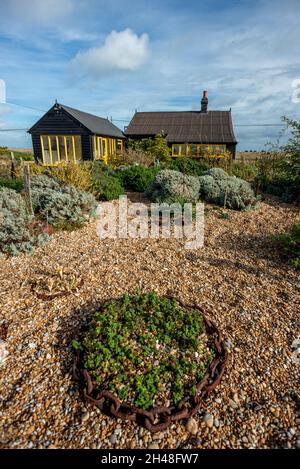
[288, 427, 296, 436]
[27, 426, 35, 435]
[214, 418, 220, 428]
[203, 413, 214, 428]
[153, 432, 164, 440]
[148, 442, 159, 449]
[114, 428, 122, 435]
[110, 434, 117, 445]
[186, 417, 198, 434]
[229, 399, 238, 409]
[81, 412, 89, 423]
[224, 339, 232, 349]
[296, 439, 300, 450]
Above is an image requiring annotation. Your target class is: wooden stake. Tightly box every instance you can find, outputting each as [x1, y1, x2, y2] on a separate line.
[23, 164, 34, 216]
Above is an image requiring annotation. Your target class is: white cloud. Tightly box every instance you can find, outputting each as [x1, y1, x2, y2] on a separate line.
[70, 29, 150, 77]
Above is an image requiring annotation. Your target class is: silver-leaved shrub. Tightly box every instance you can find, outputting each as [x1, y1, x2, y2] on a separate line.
[145, 169, 200, 204]
[31, 175, 97, 230]
[0, 187, 50, 256]
[199, 168, 257, 210]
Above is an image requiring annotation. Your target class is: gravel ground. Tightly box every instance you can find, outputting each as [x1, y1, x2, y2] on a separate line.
[0, 194, 299, 449]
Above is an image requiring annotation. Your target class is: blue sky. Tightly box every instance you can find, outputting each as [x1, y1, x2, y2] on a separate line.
[0, 0, 299, 150]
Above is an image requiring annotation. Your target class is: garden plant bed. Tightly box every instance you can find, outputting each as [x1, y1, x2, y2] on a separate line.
[73, 293, 228, 432]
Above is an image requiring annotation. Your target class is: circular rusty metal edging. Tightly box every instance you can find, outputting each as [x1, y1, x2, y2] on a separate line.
[72, 299, 229, 433]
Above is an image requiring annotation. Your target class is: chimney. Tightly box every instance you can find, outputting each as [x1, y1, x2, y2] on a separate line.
[201, 90, 208, 112]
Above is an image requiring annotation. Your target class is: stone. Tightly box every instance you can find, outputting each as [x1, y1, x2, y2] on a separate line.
[186, 417, 198, 434]
[148, 442, 159, 449]
[81, 412, 89, 423]
[109, 434, 117, 445]
[229, 399, 238, 409]
[203, 413, 214, 428]
[153, 432, 164, 440]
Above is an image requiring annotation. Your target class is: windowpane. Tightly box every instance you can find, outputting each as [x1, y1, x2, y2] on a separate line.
[181, 144, 187, 156]
[65, 136, 74, 162]
[50, 136, 59, 165]
[58, 136, 67, 162]
[42, 136, 50, 165]
[172, 144, 179, 156]
[116, 140, 123, 153]
[74, 136, 82, 161]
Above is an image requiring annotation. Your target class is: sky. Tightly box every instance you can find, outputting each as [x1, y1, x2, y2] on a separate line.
[0, 0, 299, 150]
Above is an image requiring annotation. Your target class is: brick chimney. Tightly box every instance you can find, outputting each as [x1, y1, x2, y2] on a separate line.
[201, 90, 208, 113]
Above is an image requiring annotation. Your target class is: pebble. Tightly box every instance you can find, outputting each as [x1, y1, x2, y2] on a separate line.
[81, 412, 90, 423]
[203, 413, 214, 428]
[148, 442, 160, 449]
[229, 399, 238, 409]
[110, 434, 117, 445]
[186, 417, 198, 434]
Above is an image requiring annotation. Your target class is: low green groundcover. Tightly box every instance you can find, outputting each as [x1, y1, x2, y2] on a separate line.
[73, 292, 216, 410]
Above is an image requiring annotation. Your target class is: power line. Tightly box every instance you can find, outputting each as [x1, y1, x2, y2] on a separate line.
[235, 124, 283, 127]
[0, 128, 29, 132]
[1, 101, 46, 113]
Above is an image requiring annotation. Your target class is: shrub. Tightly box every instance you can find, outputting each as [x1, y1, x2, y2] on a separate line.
[0, 188, 50, 256]
[115, 165, 158, 192]
[202, 167, 230, 180]
[0, 178, 24, 192]
[162, 157, 209, 176]
[91, 172, 124, 201]
[48, 163, 93, 192]
[230, 162, 259, 184]
[199, 168, 257, 210]
[276, 223, 300, 269]
[31, 175, 97, 230]
[146, 169, 200, 204]
[123, 148, 156, 167]
[127, 133, 170, 161]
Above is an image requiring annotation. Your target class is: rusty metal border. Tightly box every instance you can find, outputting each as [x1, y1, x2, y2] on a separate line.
[73, 299, 229, 432]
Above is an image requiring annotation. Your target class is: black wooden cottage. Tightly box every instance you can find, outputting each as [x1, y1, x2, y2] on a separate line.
[125, 91, 237, 158]
[28, 102, 125, 166]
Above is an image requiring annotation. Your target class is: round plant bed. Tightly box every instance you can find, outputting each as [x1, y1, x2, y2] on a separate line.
[72, 293, 228, 432]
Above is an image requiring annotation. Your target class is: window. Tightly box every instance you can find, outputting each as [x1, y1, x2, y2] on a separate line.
[40, 135, 81, 165]
[116, 140, 123, 153]
[181, 144, 187, 156]
[172, 144, 180, 156]
[74, 136, 82, 162]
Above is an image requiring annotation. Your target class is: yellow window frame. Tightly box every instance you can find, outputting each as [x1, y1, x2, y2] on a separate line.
[40, 134, 81, 166]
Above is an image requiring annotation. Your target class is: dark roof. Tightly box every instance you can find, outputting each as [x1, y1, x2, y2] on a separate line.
[125, 111, 237, 144]
[28, 103, 125, 138]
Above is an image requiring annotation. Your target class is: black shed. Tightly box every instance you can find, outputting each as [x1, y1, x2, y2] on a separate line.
[28, 102, 125, 165]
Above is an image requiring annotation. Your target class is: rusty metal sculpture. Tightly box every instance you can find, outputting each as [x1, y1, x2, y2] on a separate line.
[73, 300, 229, 432]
